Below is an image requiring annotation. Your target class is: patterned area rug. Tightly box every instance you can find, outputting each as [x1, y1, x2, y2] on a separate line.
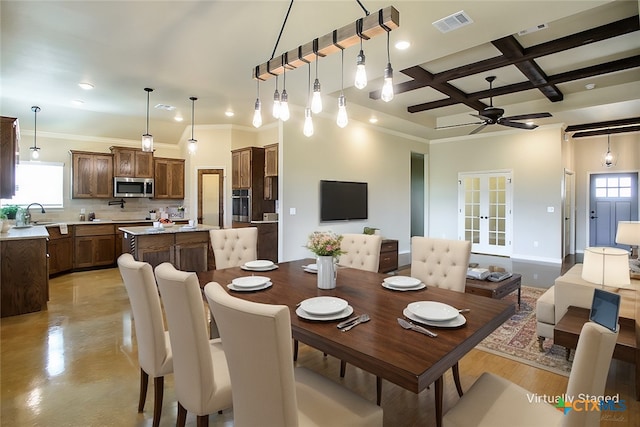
[476, 285, 572, 377]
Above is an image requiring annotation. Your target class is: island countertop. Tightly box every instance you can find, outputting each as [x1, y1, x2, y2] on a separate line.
[0, 225, 49, 241]
[118, 224, 219, 236]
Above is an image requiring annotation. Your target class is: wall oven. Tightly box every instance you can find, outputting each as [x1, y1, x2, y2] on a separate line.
[232, 189, 250, 222]
[114, 177, 154, 198]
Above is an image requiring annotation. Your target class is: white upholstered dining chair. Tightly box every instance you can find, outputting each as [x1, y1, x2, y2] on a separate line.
[443, 321, 619, 427]
[209, 227, 258, 269]
[338, 233, 383, 273]
[154, 263, 232, 427]
[117, 253, 172, 427]
[204, 281, 384, 427]
[411, 236, 471, 397]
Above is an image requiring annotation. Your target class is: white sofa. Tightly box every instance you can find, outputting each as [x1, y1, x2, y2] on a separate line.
[536, 264, 637, 351]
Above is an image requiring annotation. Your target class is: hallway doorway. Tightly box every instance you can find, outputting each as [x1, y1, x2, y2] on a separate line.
[197, 168, 224, 227]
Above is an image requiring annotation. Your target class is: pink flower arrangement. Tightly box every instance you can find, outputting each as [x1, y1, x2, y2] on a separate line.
[306, 231, 345, 257]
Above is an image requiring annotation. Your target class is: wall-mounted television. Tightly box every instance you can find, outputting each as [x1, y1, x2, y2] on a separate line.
[320, 180, 368, 222]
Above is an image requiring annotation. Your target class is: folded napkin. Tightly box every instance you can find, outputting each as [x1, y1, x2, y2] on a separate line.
[59, 223, 68, 234]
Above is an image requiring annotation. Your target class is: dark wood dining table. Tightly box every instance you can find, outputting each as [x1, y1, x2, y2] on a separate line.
[197, 259, 515, 427]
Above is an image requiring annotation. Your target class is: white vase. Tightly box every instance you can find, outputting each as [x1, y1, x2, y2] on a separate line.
[317, 256, 337, 289]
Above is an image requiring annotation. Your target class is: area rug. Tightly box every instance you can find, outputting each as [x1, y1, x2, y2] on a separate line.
[476, 285, 572, 377]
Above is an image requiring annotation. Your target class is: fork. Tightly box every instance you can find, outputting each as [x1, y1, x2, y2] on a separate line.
[341, 314, 370, 331]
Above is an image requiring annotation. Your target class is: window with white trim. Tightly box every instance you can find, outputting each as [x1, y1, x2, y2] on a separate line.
[0, 161, 64, 208]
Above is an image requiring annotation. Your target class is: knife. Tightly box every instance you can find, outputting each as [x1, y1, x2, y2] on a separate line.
[337, 315, 361, 329]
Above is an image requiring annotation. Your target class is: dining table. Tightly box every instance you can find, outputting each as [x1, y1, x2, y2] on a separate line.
[196, 259, 516, 427]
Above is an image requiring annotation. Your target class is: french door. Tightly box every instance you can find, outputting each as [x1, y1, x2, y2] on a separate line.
[458, 171, 513, 256]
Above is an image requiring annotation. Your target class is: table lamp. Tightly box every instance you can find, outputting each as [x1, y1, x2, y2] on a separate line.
[582, 247, 631, 289]
[616, 221, 640, 258]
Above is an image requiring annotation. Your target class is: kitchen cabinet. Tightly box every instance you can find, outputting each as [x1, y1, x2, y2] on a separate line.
[1, 236, 48, 317]
[255, 222, 278, 263]
[110, 146, 153, 178]
[264, 143, 278, 177]
[232, 149, 253, 189]
[71, 151, 114, 198]
[174, 232, 210, 272]
[231, 147, 274, 222]
[47, 225, 73, 276]
[0, 116, 19, 199]
[154, 157, 185, 199]
[73, 224, 116, 269]
[378, 239, 399, 273]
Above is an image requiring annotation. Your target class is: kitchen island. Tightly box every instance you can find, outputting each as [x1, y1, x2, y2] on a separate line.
[0, 225, 49, 317]
[119, 224, 218, 272]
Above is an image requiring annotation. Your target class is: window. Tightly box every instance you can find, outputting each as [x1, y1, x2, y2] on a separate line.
[0, 161, 64, 208]
[594, 176, 632, 198]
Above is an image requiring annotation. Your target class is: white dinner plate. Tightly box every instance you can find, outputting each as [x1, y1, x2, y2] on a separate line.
[245, 260, 274, 269]
[303, 267, 317, 274]
[382, 281, 426, 292]
[299, 296, 348, 316]
[304, 263, 318, 271]
[407, 301, 459, 321]
[403, 308, 466, 328]
[383, 276, 422, 288]
[227, 281, 272, 292]
[241, 264, 279, 272]
[296, 305, 353, 321]
[231, 276, 270, 288]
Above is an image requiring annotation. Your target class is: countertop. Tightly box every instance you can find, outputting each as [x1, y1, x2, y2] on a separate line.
[250, 220, 278, 224]
[0, 225, 50, 241]
[118, 224, 219, 236]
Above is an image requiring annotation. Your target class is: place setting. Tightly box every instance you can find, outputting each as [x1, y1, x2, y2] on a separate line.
[401, 301, 469, 329]
[381, 276, 426, 291]
[295, 296, 354, 321]
[227, 275, 273, 292]
[240, 259, 279, 271]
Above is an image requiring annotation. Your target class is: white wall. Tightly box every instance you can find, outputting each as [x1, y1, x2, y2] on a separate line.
[279, 111, 429, 262]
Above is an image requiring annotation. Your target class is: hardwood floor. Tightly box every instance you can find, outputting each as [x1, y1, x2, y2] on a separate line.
[0, 263, 636, 426]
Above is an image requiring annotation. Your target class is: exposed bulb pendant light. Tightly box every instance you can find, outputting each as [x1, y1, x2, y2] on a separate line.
[311, 51, 323, 114]
[252, 74, 262, 128]
[603, 132, 617, 168]
[380, 30, 394, 102]
[279, 57, 290, 122]
[187, 97, 198, 155]
[303, 62, 314, 137]
[354, 19, 367, 90]
[142, 88, 154, 152]
[336, 49, 348, 128]
[29, 106, 41, 159]
[272, 76, 281, 119]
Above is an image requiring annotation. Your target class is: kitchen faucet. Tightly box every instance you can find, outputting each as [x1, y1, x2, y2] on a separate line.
[24, 203, 46, 225]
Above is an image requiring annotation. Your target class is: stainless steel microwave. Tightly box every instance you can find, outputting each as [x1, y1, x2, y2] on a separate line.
[114, 177, 154, 198]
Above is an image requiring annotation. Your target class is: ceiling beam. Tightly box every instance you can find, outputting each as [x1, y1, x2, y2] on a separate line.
[565, 117, 640, 132]
[572, 125, 640, 138]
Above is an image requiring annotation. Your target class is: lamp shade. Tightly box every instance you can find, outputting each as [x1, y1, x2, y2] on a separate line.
[582, 247, 630, 288]
[615, 221, 640, 246]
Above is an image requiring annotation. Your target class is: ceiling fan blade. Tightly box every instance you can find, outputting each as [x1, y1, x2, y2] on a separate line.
[499, 119, 538, 130]
[502, 112, 552, 121]
[469, 124, 488, 135]
[435, 121, 484, 130]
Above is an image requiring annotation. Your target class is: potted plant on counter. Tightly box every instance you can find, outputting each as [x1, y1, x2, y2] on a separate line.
[1, 205, 19, 220]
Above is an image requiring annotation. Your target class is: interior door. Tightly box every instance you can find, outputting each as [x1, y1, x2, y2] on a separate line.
[458, 171, 512, 256]
[589, 172, 638, 247]
[197, 169, 224, 227]
[563, 170, 575, 257]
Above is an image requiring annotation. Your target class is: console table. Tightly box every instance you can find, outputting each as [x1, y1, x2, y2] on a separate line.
[465, 273, 522, 307]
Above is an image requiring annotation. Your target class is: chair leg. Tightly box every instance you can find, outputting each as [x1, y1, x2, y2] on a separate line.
[177, 402, 187, 427]
[376, 376, 382, 406]
[152, 376, 164, 427]
[196, 415, 209, 427]
[340, 360, 347, 378]
[538, 336, 545, 352]
[293, 339, 299, 361]
[138, 368, 149, 413]
[452, 362, 463, 397]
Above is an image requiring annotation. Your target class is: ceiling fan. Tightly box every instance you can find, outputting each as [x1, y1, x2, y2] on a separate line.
[437, 76, 552, 135]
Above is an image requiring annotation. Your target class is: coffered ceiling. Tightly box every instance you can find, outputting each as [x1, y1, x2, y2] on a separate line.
[1, 1, 639, 143]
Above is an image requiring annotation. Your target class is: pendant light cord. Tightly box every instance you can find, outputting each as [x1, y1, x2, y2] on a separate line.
[270, 0, 294, 60]
[146, 90, 150, 134]
[191, 98, 195, 140]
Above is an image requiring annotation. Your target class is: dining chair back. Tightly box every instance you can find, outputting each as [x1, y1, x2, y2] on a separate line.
[209, 227, 258, 269]
[339, 233, 383, 273]
[204, 282, 383, 427]
[117, 253, 172, 427]
[443, 321, 619, 427]
[410, 237, 471, 292]
[154, 263, 232, 426]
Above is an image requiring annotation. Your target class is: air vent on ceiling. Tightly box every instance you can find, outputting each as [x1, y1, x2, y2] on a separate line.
[518, 23, 549, 36]
[432, 10, 473, 33]
[154, 104, 176, 111]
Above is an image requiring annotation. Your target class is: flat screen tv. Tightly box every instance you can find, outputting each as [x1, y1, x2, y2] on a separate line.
[320, 180, 368, 222]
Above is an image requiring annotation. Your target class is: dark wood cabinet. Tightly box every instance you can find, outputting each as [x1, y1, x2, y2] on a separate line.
[110, 146, 153, 178]
[47, 225, 73, 276]
[264, 143, 278, 177]
[0, 116, 19, 199]
[232, 147, 274, 221]
[255, 222, 278, 263]
[123, 230, 211, 272]
[154, 157, 185, 199]
[73, 224, 116, 269]
[1, 237, 48, 317]
[378, 239, 399, 273]
[71, 151, 114, 198]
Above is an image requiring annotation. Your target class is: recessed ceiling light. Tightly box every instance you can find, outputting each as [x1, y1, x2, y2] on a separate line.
[78, 82, 94, 90]
[585, 83, 596, 90]
[174, 116, 183, 122]
[225, 110, 234, 117]
[369, 117, 379, 124]
[395, 40, 410, 50]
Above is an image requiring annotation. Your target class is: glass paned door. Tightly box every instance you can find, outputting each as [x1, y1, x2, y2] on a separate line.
[459, 171, 512, 256]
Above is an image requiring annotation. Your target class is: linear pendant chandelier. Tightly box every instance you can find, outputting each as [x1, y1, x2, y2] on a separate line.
[253, 6, 398, 80]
